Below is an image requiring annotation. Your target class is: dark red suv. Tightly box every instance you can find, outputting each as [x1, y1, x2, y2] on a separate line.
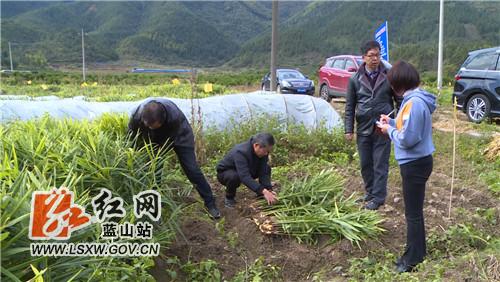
[318, 55, 363, 101]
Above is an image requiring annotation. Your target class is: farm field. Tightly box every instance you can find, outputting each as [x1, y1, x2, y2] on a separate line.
[1, 72, 499, 281]
[0, 71, 266, 101]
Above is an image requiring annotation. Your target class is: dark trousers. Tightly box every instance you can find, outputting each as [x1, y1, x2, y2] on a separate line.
[356, 133, 391, 204]
[173, 146, 215, 207]
[217, 168, 271, 199]
[216, 169, 241, 199]
[400, 155, 433, 266]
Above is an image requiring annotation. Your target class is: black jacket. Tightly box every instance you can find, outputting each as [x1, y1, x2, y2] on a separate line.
[128, 98, 195, 148]
[216, 138, 272, 193]
[345, 63, 402, 136]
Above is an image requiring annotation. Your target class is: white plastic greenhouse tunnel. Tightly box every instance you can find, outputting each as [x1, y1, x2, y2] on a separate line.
[0, 92, 343, 131]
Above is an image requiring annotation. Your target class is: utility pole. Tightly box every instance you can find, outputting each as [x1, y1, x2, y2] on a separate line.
[437, 0, 444, 93]
[270, 0, 278, 92]
[8, 42, 13, 71]
[81, 28, 86, 82]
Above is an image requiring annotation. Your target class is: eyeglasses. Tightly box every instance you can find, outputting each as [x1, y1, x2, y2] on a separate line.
[365, 53, 381, 59]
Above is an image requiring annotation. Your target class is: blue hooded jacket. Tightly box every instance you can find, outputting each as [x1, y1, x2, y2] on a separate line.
[387, 88, 436, 165]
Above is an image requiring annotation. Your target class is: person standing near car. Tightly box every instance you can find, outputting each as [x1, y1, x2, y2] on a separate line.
[377, 61, 436, 273]
[128, 98, 221, 219]
[344, 40, 402, 210]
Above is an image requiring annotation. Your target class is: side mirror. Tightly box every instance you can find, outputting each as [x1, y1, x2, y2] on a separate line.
[347, 67, 357, 72]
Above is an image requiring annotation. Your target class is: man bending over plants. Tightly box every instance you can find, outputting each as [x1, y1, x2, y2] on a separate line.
[216, 133, 278, 208]
[128, 99, 221, 219]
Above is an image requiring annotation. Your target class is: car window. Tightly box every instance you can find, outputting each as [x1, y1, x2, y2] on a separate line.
[278, 70, 305, 80]
[345, 59, 356, 70]
[356, 59, 363, 66]
[332, 59, 345, 70]
[466, 53, 497, 70]
[496, 55, 500, 71]
[326, 59, 334, 68]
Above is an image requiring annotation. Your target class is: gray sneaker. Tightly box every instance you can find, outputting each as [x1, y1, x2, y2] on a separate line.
[206, 204, 221, 219]
[364, 200, 383, 210]
[224, 197, 237, 208]
[355, 194, 373, 203]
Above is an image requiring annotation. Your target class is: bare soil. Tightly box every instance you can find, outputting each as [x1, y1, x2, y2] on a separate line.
[152, 98, 499, 281]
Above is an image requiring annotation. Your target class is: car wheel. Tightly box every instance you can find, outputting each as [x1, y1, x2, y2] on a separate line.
[320, 84, 331, 102]
[466, 93, 491, 123]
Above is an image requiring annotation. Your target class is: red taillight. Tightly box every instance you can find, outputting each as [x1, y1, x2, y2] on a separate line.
[454, 75, 461, 81]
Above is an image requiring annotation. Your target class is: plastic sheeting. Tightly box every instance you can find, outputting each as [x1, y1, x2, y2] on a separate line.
[0, 92, 343, 130]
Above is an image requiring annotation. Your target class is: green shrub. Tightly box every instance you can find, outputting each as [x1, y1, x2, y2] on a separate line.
[182, 259, 222, 282]
[232, 257, 282, 282]
[203, 117, 354, 167]
[427, 224, 491, 259]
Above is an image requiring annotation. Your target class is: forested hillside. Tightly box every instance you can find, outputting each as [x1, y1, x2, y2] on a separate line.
[0, 1, 307, 67]
[229, 1, 500, 77]
[1, 1, 499, 77]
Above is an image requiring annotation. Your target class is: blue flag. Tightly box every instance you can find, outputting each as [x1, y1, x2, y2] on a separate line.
[375, 21, 389, 62]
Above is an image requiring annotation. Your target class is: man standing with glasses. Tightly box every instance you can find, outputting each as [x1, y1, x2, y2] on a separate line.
[344, 41, 402, 210]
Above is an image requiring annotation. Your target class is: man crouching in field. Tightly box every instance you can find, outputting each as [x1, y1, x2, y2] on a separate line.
[216, 133, 278, 208]
[128, 98, 221, 219]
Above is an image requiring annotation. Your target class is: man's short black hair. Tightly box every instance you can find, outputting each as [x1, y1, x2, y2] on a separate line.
[142, 101, 167, 126]
[252, 133, 275, 147]
[387, 60, 421, 95]
[361, 40, 381, 55]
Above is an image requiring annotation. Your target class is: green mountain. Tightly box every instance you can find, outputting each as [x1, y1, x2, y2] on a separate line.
[229, 1, 500, 77]
[1, 1, 499, 77]
[0, 1, 54, 18]
[0, 1, 307, 68]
